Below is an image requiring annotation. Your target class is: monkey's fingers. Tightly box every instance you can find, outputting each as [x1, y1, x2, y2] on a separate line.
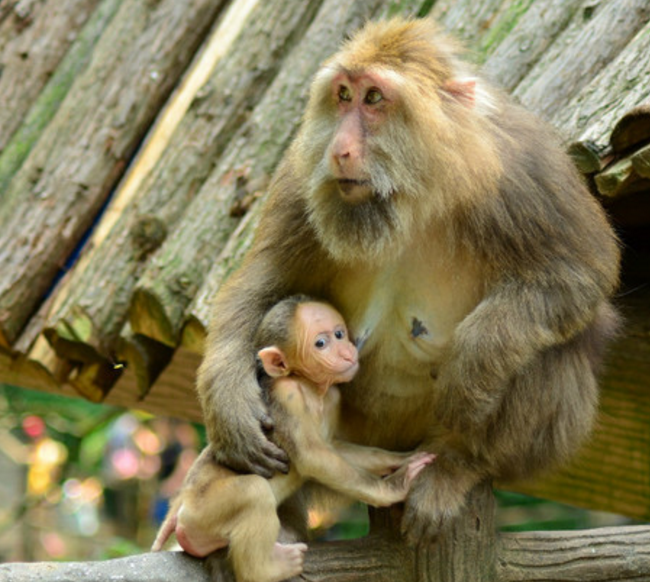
[257, 438, 290, 475]
[260, 412, 275, 432]
[404, 454, 436, 484]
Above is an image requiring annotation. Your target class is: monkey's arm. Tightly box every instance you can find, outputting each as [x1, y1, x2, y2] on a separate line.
[273, 382, 432, 506]
[197, 259, 290, 477]
[437, 262, 619, 433]
[298, 441, 432, 507]
[333, 441, 412, 476]
[197, 161, 333, 477]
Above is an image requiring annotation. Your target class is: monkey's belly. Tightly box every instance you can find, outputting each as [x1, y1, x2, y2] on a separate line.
[342, 364, 437, 449]
[329, 248, 484, 448]
[331, 259, 480, 374]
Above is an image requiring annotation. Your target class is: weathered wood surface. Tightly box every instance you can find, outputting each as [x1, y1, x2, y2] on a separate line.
[0, 0, 101, 152]
[555, 20, 650, 146]
[513, 0, 650, 121]
[0, 0, 227, 347]
[481, 0, 584, 91]
[429, 0, 513, 48]
[2, 502, 650, 582]
[0, 0, 125, 195]
[40, 0, 323, 376]
[498, 526, 650, 581]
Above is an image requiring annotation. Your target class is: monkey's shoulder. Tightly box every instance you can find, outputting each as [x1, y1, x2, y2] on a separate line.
[270, 378, 337, 434]
[269, 377, 310, 416]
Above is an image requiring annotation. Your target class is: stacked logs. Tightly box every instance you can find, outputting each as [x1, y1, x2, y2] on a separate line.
[0, 0, 649, 519]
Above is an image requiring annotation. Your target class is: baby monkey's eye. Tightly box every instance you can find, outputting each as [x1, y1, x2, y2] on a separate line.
[364, 88, 383, 104]
[315, 337, 328, 349]
[334, 329, 346, 340]
[338, 85, 352, 102]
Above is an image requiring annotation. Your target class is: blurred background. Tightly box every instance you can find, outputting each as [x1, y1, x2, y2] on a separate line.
[0, 383, 639, 563]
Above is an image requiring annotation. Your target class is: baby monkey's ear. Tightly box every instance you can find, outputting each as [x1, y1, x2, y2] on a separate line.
[258, 347, 290, 378]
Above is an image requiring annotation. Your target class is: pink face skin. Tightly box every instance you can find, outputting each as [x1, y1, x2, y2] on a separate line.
[328, 71, 396, 203]
[293, 302, 359, 392]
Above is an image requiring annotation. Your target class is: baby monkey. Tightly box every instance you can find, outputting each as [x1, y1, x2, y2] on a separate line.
[152, 295, 434, 582]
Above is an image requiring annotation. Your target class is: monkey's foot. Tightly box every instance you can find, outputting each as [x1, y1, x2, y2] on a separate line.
[266, 542, 308, 582]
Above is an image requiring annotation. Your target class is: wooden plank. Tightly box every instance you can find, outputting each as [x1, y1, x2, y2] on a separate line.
[41, 0, 324, 365]
[0, 0, 227, 347]
[481, 0, 584, 92]
[0, 0, 125, 213]
[554, 20, 650, 143]
[0, 0, 101, 152]
[513, 0, 650, 121]
[498, 526, 650, 581]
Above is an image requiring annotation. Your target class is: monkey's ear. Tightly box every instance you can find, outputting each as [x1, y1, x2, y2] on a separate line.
[258, 347, 290, 378]
[443, 77, 476, 107]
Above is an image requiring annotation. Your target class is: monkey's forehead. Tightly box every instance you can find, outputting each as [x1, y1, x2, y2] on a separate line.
[323, 18, 457, 79]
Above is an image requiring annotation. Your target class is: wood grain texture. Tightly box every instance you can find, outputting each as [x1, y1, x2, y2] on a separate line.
[0, 0, 226, 347]
[42, 0, 322, 365]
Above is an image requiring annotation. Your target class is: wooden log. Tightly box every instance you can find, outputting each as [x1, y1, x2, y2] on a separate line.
[107, 346, 203, 422]
[513, 0, 650, 121]
[2, 512, 650, 581]
[633, 143, 650, 178]
[0, 0, 227, 348]
[181, 201, 262, 353]
[129, 0, 420, 348]
[610, 103, 650, 153]
[116, 324, 175, 400]
[567, 141, 613, 175]
[498, 526, 650, 581]
[42, 0, 324, 365]
[552, 20, 650, 143]
[481, 0, 584, 92]
[0, 0, 101, 153]
[595, 156, 637, 198]
[0, 0, 124, 196]
[429, 0, 513, 50]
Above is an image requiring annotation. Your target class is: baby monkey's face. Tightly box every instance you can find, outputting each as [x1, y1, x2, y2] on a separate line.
[294, 302, 359, 388]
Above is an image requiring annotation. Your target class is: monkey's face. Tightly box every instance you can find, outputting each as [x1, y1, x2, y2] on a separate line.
[294, 302, 359, 390]
[302, 68, 424, 265]
[298, 20, 503, 266]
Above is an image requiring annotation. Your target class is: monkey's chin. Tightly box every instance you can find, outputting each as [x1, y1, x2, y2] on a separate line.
[337, 179, 374, 204]
[337, 361, 360, 384]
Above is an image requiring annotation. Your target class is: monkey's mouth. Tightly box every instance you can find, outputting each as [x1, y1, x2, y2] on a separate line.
[337, 179, 373, 203]
[338, 360, 360, 383]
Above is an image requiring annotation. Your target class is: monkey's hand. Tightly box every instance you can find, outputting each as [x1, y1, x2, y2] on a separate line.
[381, 452, 436, 504]
[209, 390, 290, 478]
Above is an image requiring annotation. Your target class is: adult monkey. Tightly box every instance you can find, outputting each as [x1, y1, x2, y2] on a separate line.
[198, 17, 620, 541]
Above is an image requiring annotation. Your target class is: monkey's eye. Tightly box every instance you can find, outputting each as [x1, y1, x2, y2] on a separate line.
[334, 328, 346, 340]
[338, 85, 352, 102]
[364, 89, 383, 104]
[315, 336, 329, 350]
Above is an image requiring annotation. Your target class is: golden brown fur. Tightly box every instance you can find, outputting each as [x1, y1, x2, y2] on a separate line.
[197, 17, 621, 542]
[154, 297, 432, 581]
